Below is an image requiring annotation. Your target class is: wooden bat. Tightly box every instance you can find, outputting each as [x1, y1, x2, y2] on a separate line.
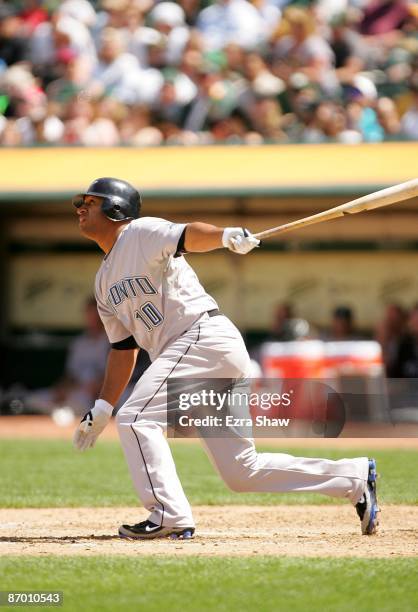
[254, 178, 418, 240]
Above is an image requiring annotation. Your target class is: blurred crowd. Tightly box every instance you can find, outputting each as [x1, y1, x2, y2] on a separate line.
[0, 0, 417, 146]
[266, 300, 418, 377]
[21, 297, 151, 415]
[16, 298, 418, 417]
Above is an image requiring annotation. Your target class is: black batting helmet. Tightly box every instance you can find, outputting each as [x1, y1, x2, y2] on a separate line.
[72, 177, 141, 221]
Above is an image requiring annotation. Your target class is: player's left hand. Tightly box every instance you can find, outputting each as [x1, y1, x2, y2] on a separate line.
[73, 399, 113, 451]
[222, 227, 260, 255]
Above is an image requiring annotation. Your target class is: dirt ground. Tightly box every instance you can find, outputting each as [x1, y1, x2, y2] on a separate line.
[1, 416, 417, 559]
[0, 505, 417, 558]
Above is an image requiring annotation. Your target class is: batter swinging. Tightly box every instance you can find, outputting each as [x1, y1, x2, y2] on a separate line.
[72, 178, 380, 539]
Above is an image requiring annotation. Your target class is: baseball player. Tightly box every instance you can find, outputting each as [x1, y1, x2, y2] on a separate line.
[72, 177, 380, 539]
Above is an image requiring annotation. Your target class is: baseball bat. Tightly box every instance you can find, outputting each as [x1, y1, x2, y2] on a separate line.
[254, 178, 418, 240]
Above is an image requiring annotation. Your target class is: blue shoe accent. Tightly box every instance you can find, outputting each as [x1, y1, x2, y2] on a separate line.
[169, 529, 194, 540]
[368, 459, 377, 483]
[365, 458, 380, 535]
[356, 458, 380, 535]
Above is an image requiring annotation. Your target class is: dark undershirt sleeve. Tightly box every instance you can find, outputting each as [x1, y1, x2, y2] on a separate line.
[174, 225, 188, 258]
[111, 336, 139, 350]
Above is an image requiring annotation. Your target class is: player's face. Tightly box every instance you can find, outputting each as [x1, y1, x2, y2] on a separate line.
[75, 195, 107, 239]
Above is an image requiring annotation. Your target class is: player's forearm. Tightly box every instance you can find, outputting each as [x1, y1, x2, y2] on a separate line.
[99, 348, 138, 407]
[184, 223, 260, 255]
[184, 223, 224, 253]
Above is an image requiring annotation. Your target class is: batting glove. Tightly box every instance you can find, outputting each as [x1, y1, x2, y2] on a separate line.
[73, 399, 113, 451]
[222, 227, 260, 255]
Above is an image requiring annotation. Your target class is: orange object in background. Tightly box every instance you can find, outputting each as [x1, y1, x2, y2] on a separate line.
[256, 341, 384, 429]
[260, 340, 383, 379]
[261, 341, 325, 379]
[258, 341, 325, 423]
[323, 341, 384, 377]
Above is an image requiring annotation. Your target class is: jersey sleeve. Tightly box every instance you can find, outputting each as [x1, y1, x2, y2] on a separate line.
[137, 217, 187, 263]
[96, 295, 132, 344]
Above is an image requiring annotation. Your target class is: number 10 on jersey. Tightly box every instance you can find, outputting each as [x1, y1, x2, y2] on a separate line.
[135, 302, 164, 331]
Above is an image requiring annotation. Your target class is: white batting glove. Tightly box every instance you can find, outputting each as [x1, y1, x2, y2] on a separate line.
[222, 227, 260, 255]
[73, 399, 113, 451]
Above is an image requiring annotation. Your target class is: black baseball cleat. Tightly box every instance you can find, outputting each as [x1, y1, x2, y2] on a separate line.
[356, 458, 380, 535]
[119, 519, 195, 540]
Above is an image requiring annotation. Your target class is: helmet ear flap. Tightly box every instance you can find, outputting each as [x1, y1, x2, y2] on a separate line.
[101, 196, 129, 221]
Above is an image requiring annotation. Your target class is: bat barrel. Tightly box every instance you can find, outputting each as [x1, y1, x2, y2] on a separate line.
[254, 178, 418, 241]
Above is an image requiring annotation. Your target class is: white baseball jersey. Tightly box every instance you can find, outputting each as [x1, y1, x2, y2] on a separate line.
[92, 216, 369, 533]
[95, 217, 218, 359]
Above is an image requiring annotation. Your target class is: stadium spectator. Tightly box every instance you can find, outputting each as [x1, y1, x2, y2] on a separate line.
[401, 76, 418, 139]
[148, 1, 190, 65]
[90, 27, 140, 100]
[182, 66, 238, 133]
[376, 96, 402, 138]
[197, 0, 275, 52]
[300, 99, 357, 143]
[59, 0, 97, 27]
[243, 51, 286, 102]
[375, 303, 408, 375]
[326, 305, 358, 341]
[388, 305, 418, 378]
[179, 0, 201, 27]
[26, 298, 110, 415]
[267, 302, 311, 342]
[61, 96, 95, 144]
[249, 97, 287, 141]
[46, 53, 90, 104]
[78, 95, 121, 145]
[0, 64, 47, 145]
[345, 74, 385, 142]
[20, 1, 49, 36]
[272, 6, 337, 93]
[30, 9, 96, 74]
[0, 0, 417, 146]
[0, 3, 28, 67]
[359, 0, 410, 36]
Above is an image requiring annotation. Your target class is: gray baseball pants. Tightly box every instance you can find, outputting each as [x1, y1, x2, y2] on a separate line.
[116, 313, 368, 528]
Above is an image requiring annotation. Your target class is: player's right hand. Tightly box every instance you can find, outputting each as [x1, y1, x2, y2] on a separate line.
[222, 227, 260, 254]
[73, 399, 113, 451]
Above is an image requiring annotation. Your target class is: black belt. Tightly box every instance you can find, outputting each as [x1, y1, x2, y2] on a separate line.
[207, 308, 222, 318]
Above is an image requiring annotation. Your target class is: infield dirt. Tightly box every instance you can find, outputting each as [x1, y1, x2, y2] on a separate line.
[1, 416, 417, 559]
[1, 505, 417, 558]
